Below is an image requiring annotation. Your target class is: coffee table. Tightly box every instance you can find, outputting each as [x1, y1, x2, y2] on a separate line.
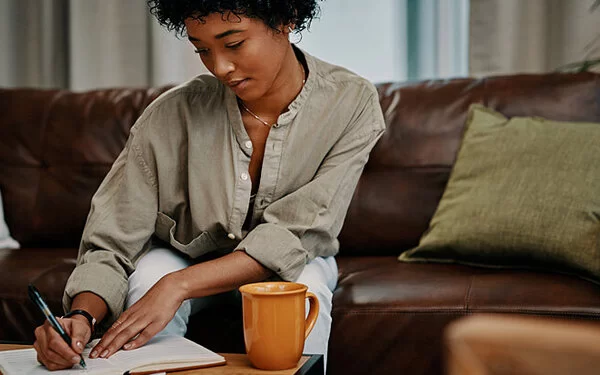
[0, 344, 323, 375]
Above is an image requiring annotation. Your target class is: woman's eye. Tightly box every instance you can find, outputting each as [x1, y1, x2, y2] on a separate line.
[227, 41, 244, 49]
[194, 48, 208, 55]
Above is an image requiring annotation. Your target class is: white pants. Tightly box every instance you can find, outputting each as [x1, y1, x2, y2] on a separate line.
[126, 247, 338, 367]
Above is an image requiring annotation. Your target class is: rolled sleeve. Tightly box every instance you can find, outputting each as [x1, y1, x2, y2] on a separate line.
[238, 224, 308, 281]
[63, 258, 129, 335]
[238, 91, 386, 280]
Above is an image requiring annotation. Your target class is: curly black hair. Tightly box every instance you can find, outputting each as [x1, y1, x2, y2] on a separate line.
[147, 0, 322, 37]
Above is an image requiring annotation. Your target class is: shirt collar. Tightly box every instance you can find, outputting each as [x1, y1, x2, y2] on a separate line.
[225, 44, 316, 142]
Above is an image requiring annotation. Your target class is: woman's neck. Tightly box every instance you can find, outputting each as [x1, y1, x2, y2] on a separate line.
[240, 44, 306, 118]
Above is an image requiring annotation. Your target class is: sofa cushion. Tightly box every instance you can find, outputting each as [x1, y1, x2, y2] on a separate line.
[399, 104, 600, 283]
[328, 256, 600, 375]
[0, 248, 77, 342]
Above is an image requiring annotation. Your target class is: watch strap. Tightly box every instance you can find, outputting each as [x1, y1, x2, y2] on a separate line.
[63, 309, 96, 332]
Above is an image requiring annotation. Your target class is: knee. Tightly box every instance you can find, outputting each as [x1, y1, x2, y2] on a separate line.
[128, 266, 162, 295]
[129, 248, 190, 294]
[306, 281, 332, 300]
[127, 265, 177, 309]
[303, 282, 333, 316]
[128, 260, 186, 309]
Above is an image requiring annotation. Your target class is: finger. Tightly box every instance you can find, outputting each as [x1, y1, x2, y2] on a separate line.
[33, 325, 47, 351]
[36, 351, 44, 365]
[43, 320, 80, 363]
[34, 344, 55, 369]
[90, 315, 126, 358]
[33, 341, 46, 365]
[64, 318, 91, 354]
[35, 324, 77, 368]
[110, 316, 125, 330]
[91, 315, 136, 359]
[46, 330, 81, 365]
[123, 322, 163, 351]
[34, 326, 52, 363]
[34, 340, 74, 370]
[47, 345, 80, 368]
[103, 320, 149, 358]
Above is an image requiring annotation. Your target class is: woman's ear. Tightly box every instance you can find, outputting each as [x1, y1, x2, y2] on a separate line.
[282, 22, 296, 34]
[280, 24, 294, 35]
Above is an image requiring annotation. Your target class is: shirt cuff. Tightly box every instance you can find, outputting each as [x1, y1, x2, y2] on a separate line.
[63, 262, 128, 335]
[236, 223, 309, 281]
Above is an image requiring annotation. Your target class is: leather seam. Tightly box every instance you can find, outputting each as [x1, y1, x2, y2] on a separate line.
[334, 309, 468, 313]
[334, 311, 468, 316]
[464, 275, 473, 312]
[333, 309, 600, 317]
[468, 309, 600, 316]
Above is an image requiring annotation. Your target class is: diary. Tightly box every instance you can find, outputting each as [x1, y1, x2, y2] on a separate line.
[0, 335, 226, 375]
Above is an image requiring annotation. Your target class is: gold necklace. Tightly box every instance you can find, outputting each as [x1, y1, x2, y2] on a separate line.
[239, 100, 275, 127]
[240, 62, 306, 128]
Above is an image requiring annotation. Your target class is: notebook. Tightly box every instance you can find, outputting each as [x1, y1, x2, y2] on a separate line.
[0, 335, 226, 375]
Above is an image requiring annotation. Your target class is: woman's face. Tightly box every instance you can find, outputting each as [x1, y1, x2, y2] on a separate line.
[185, 13, 291, 102]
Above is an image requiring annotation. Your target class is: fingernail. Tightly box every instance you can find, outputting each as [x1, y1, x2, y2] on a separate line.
[71, 356, 80, 363]
[90, 351, 97, 358]
[76, 341, 83, 349]
[100, 350, 108, 358]
[123, 343, 132, 350]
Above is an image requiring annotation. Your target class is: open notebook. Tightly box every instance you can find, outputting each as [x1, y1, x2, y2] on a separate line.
[0, 335, 226, 375]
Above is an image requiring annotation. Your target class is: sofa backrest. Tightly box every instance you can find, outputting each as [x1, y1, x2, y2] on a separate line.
[0, 87, 171, 248]
[338, 72, 600, 256]
[1, 73, 599, 255]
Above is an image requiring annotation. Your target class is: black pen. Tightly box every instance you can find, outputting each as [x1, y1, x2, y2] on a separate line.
[28, 284, 87, 368]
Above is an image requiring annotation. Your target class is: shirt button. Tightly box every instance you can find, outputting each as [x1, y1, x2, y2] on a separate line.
[244, 140, 252, 149]
[228, 233, 236, 240]
[240, 173, 249, 181]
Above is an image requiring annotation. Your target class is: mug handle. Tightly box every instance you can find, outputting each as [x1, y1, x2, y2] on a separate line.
[304, 292, 320, 339]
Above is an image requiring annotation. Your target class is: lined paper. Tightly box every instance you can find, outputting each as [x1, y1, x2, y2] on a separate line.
[0, 335, 224, 375]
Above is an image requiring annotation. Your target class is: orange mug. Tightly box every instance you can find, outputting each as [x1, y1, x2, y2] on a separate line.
[239, 282, 319, 370]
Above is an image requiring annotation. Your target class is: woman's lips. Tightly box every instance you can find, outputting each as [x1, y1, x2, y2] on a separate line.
[228, 79, 248, 89]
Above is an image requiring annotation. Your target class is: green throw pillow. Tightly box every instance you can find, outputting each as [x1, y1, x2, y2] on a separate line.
[399, 104, 600, 283]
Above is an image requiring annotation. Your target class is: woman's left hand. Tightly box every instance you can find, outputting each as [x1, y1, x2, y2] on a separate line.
[89, 272, 187, 359]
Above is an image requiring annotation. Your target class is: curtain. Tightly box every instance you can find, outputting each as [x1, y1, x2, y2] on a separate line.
[469, 0, 600, 76]
[297, 0, 470, 83]
[1, 0, 471, 89]
[0, 0, 69, 88]
[0, 0, 208, 90]
[405, 0, 470, 81]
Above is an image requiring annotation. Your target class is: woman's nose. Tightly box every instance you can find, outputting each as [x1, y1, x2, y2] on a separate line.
[212, 54, 235, 79]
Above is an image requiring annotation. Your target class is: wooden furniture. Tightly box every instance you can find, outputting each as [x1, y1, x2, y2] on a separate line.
[445, 314, 600, 375]
[0, 344, 323, 375]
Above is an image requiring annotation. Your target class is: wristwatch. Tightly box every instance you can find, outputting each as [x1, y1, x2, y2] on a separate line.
[63, 309, 97, 332]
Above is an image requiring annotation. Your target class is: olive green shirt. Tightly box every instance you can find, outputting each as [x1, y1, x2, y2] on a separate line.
[63, 47, 386, 330]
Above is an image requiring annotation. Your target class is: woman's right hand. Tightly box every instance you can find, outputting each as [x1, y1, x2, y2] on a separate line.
[33, 316, 92, 370]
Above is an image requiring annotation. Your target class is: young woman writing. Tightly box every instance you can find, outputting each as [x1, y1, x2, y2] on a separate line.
[33, 0, 385, 370]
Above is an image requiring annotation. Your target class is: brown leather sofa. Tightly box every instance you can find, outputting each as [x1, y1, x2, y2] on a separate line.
[1, 72, 600, 375]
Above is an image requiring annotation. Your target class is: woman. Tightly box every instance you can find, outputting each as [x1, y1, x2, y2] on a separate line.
[33, 0, 385, 371]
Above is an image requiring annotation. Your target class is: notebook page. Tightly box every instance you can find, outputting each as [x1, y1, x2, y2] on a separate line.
[0, 348, 121, 375]
[0, 336, 223, 375]
[108, 335, 224, 370]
